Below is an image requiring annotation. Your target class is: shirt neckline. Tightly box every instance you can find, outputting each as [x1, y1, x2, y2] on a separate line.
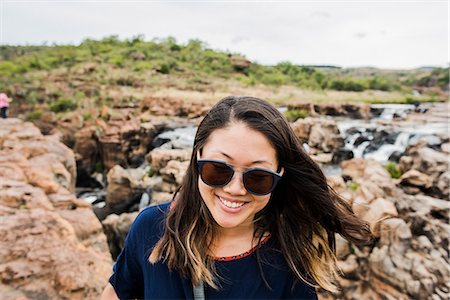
[211, 233, 272, 262]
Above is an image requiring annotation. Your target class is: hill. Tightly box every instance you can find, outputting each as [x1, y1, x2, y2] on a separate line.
[0, 36, 448, 120]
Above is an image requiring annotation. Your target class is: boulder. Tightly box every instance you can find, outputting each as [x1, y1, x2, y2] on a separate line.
[291, 118, 343, 153]
[147, 148, 192, 173]
[331, 148, 354, 164]
[160, 160, 189, 185]
[341, 158, 397, 199]
[0, 209, 111, 300]
[105, 165, 149, 209]
[436, 171, 449, 197]
[102, 211, 139, 260]
[229, 55, 251, 70]
[361, 198, 398, 236]
[0, 118, 112, 299]
[400, 169, 432, 188]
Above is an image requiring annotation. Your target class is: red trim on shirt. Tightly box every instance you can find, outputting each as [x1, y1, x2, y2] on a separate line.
[211, 233, 272, 262]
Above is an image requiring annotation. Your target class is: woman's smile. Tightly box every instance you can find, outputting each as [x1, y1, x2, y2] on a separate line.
[198, 121, 278, 231]
[217, 195, 248, 210]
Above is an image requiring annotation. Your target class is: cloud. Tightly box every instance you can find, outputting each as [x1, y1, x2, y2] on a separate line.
[311, 11, 331, 19]
[231, 36, 250, 45]
[355, 32, 368, 39]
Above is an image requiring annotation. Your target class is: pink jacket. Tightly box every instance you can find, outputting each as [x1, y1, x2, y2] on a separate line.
[0, 93, 9, 108]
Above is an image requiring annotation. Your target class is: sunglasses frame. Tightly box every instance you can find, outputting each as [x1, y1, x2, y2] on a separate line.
[197, 159, 282, 196]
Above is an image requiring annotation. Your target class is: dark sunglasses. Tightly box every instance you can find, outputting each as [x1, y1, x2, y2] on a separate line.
[197, 159, 282, 196]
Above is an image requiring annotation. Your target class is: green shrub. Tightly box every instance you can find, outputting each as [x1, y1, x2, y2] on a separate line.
[328, 79, 368, 91]
[82, 112, 92, 121]
[49, 98, 77, 113]
[26, 111, 42, 121]
[384, 162, 402, 179]
[348, 181, 360, 192]
[284, 109, 309, 122]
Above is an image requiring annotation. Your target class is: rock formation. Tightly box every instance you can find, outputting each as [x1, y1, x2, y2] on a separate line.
[0, 118, 112, 300]
[320, 157, 450, 299]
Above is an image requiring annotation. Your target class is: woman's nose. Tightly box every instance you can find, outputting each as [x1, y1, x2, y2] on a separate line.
[222, 172, 247, 195]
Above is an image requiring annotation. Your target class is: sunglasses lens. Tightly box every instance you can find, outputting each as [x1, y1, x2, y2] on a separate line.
[244, 170, 275, 195]
[200, 161, 233, 186]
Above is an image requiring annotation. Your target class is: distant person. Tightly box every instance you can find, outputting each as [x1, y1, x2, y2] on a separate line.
[101, 96, 373, 299]
[0, 93, 10, 118]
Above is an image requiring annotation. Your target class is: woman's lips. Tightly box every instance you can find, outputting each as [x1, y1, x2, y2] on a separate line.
[217, 196, 248, 212]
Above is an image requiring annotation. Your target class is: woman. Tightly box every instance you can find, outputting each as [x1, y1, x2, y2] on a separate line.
[0, 93, 10, 119]
[102, 96, 372, 299]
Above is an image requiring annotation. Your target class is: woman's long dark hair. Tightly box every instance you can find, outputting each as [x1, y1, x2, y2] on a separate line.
[150, 96, 373, 291]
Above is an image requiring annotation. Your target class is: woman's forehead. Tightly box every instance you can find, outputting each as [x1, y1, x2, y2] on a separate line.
[201, 123, 277, 166]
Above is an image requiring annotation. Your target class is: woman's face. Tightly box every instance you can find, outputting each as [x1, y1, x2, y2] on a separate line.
[198, 121, 279, 232]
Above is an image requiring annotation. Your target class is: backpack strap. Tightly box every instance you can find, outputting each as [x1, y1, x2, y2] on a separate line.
[193, 282, 205, 300]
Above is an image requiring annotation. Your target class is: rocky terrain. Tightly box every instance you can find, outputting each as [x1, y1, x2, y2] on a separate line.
[0, 119, 112, 300]
[0, 100, 448, 299]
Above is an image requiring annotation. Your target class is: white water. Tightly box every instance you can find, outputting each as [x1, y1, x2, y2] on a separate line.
[372, 103, 415, 120]
[338, 104, 447, 163]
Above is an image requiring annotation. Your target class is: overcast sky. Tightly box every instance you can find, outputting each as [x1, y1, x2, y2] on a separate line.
[1, 0, 448, 69]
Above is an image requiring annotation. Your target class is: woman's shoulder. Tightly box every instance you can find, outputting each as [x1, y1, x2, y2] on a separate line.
[127, 201, 171, 242]
[137, 201, 171, 221]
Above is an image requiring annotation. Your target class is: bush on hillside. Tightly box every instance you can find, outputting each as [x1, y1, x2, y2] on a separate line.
[49, 98, 78, 113]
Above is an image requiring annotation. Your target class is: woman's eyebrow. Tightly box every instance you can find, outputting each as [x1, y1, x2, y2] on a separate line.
[215, 151, 273, 166]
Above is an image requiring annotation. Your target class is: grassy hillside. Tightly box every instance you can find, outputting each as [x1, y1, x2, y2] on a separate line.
[0, 36, 448, 119]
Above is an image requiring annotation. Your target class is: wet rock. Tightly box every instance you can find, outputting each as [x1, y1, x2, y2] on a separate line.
[313, 103, 343, 116]
[331, 148, 354, 164]
[388, 150, 403, 163]
[341, 103, 370, 119]
[312, 103, 370, 118]
[362, 130, 399, 155]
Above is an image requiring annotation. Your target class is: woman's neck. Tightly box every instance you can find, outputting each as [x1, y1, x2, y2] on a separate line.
[209, 224, 269, 258]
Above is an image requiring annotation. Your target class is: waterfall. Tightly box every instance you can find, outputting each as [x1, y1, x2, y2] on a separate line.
[364, 132, 411, 163]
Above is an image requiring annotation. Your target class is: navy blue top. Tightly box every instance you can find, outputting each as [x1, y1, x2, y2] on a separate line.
[109, 202, 318, 299]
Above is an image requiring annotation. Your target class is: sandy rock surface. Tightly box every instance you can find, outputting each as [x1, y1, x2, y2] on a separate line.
[0, 118, 112, 300]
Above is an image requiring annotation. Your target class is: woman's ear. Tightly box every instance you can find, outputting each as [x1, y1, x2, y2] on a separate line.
[279, 167, 285, 176]
[197, 151, 201, 160]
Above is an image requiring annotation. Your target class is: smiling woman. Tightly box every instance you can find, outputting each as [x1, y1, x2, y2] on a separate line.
[102, 96, 373, 299]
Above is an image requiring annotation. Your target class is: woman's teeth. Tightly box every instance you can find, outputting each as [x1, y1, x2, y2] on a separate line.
[220, 197, 245, 208]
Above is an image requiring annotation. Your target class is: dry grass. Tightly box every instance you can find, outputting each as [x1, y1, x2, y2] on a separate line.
[145, 77, 433, 106]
